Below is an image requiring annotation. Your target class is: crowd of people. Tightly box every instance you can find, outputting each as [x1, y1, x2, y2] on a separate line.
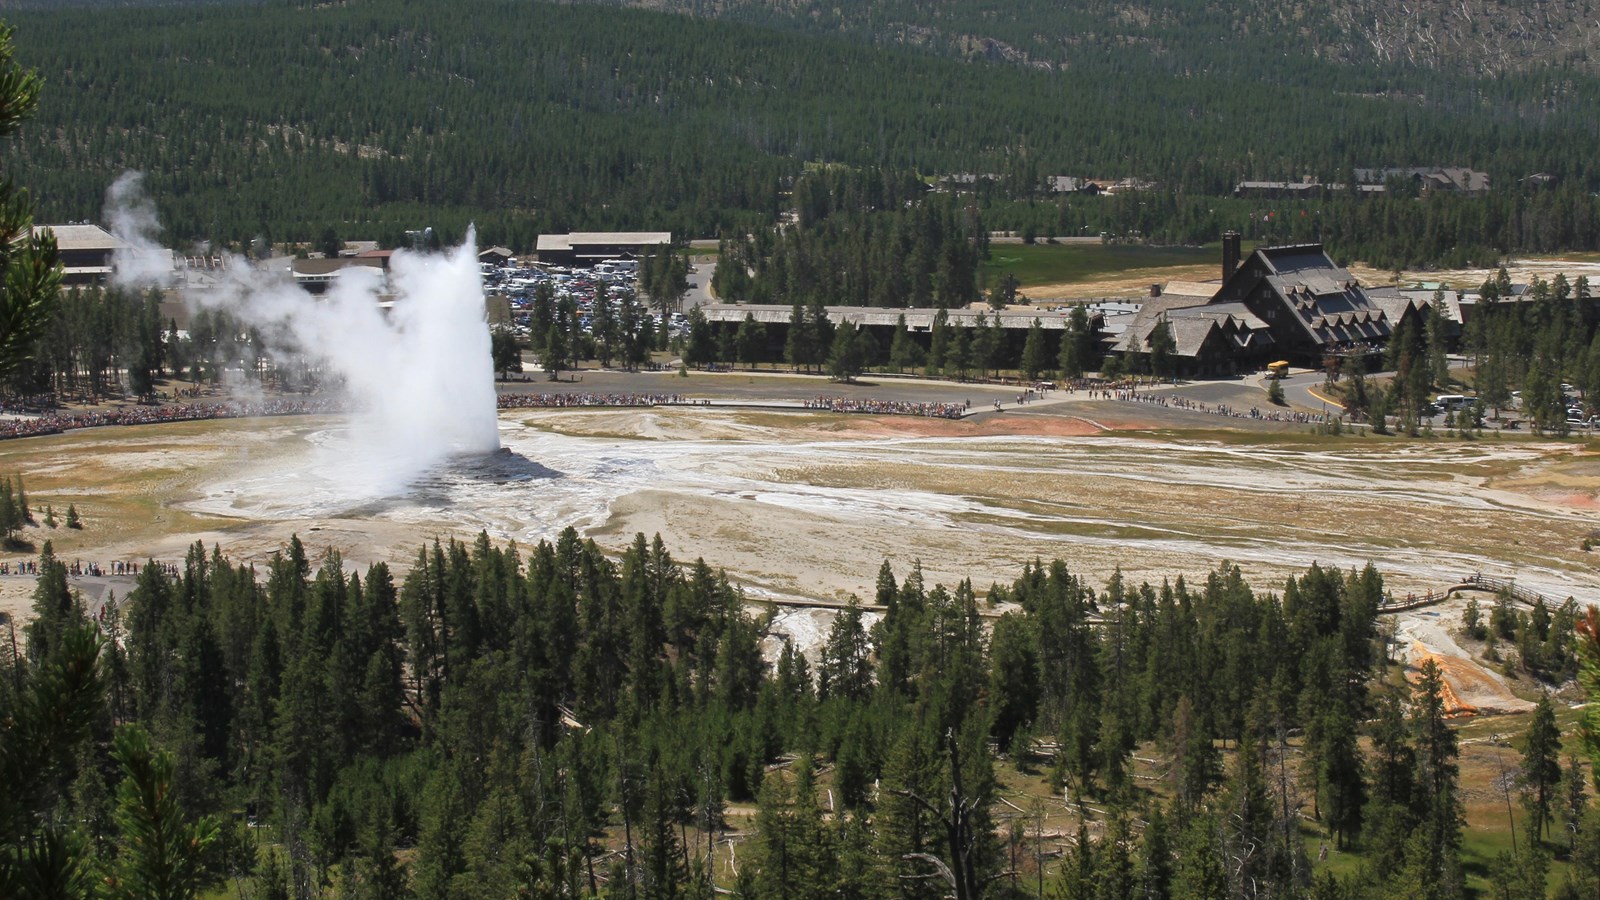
[0, 386, 982, 441]
[0, 394, 58, 414]
[497, 392, 683, 409]
[0, 369, 1347, 441]
[495, 392, 968, 419]
[1113, 388, 1341, 425]
[800, 397, 966, 418]
[0, 398, 344, 440]
[1, 558, 175, 578]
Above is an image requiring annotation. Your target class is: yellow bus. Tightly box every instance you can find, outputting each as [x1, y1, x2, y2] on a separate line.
[1267, 360, 1290, 379]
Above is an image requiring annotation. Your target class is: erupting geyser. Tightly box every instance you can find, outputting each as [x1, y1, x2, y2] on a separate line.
[108, 174, 501, 505]
[276, 231, 502, 494]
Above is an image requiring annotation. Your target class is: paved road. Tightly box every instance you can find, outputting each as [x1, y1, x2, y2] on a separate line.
[1158, 376, 1270, 409]
[1279, 364, 1528, 427]
[1280, 370, 1343, 414]
[683, 260, 716, 310]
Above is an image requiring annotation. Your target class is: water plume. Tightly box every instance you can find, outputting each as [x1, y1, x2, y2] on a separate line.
[107, 175, 501, 503]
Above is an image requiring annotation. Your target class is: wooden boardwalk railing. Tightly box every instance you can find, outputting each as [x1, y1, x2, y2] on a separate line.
[1375, 574, 1574, 614]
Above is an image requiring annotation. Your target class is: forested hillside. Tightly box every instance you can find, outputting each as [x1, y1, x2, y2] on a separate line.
[3, 0, 1600, 256]
[9, 531, 1589, 897]
[603, 0, 1600, 77]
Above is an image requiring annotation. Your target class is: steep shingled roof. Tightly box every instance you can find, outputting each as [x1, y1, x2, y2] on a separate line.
[1252, 244, 1393, 347]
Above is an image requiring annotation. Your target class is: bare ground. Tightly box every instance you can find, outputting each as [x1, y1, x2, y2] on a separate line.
[0, 387, 1595, 714]
[1020, 253, 1600, 302]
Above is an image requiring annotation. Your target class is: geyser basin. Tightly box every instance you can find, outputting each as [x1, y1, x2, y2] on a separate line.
[200, 425, 555, 519]
[185, 408, 1600, 610]
[190, 230, 500, 501]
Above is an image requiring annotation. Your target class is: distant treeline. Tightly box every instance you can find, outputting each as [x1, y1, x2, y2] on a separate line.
[4, 0, 1600, 262]
[716, 168, 1600, 305]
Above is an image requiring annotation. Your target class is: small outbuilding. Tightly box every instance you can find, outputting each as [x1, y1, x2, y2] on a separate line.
[536, 232, 671, 267]
[479, 246, 515, 266]
[34, 224, 126, 286]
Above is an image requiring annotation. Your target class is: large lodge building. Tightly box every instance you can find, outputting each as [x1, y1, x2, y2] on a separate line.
[35, 219, 1533, 377]
[1105, 234, 1429, 373]
[698, 234, 1436, 375]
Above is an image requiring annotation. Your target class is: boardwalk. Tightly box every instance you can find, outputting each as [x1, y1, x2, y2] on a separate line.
[1376, 574, 1574, 614]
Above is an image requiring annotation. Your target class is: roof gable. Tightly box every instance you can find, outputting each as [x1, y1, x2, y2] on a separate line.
[1222, 243, 1392, 348]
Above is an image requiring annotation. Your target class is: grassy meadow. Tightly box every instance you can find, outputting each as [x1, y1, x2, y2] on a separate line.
[981, 242, 1221, 289]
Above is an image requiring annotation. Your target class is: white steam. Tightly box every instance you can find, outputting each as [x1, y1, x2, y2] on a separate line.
[107, 175, 501, 503]
[106, 172, 174, 290]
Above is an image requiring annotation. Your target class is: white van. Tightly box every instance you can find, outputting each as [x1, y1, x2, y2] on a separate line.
[1434, 394, 1472, 411]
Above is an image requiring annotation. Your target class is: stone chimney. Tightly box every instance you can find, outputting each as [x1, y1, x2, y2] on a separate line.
[1222, 231, 1241, 283]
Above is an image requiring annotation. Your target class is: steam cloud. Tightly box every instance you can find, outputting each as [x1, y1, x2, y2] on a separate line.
[106, 172, 174, 290]
[104, 173, 501, 503]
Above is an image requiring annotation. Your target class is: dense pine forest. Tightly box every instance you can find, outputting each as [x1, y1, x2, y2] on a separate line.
[3, 532, 1597, 897]
[4, 0, 1600, 264]
[579, 0, 1600, 77]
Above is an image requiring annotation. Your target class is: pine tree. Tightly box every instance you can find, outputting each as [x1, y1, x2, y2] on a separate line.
[1171, 695, 1218, 814]
[1411, 659, 1463, 883]
[927, 307, 949, 373]
[875, 714, 944, 890]
[985, 311, 1008, 376]
[1058, 304, 1093, 380]
[948, 325, 971, 380]
[26, 542, 74, 666]
[0, 477, 19, 543]
[102, 725, 221, 900]
[1489, 835, 1549, 900]
[592, 283, 617, 368]
[1562, 753, 1588, 854]
[543, 323, 567, 381]
[736, 313, 765, 369]
[751, 757, 836, 899]
[1171, 812, 1227, 900]
[969, 312, 994, 380]
[490, 328, 521, 377]
[685, 304, 715, 368]
[0, 620, 104, 896]
[640, 771, 688, 899]
[987, 613, 1039, 752]
[817, 600, 871, 702]
[1521, 692, 1562, 841]
[64, 503, 80, 530]
[1137, 805, 1174, 900]
[1427, 289, 1450, 388]
[1317, 705, 1365, 850]
[1147, 317, 1177, 379]
[1020, 318, 1048, 380]
[1574, 804, 1600, 897]
[889, 313, 922, 373]
[0, 23, 60, 378]
[826, 320, 865, 383]
[348, 816, 407, 900]
[784, 303, 811, 373]
[807, 298, 833, 372]
[15, 475, 32, 526]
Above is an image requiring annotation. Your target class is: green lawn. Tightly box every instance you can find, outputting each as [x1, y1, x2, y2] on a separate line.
[980, 242, 1219, 287]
